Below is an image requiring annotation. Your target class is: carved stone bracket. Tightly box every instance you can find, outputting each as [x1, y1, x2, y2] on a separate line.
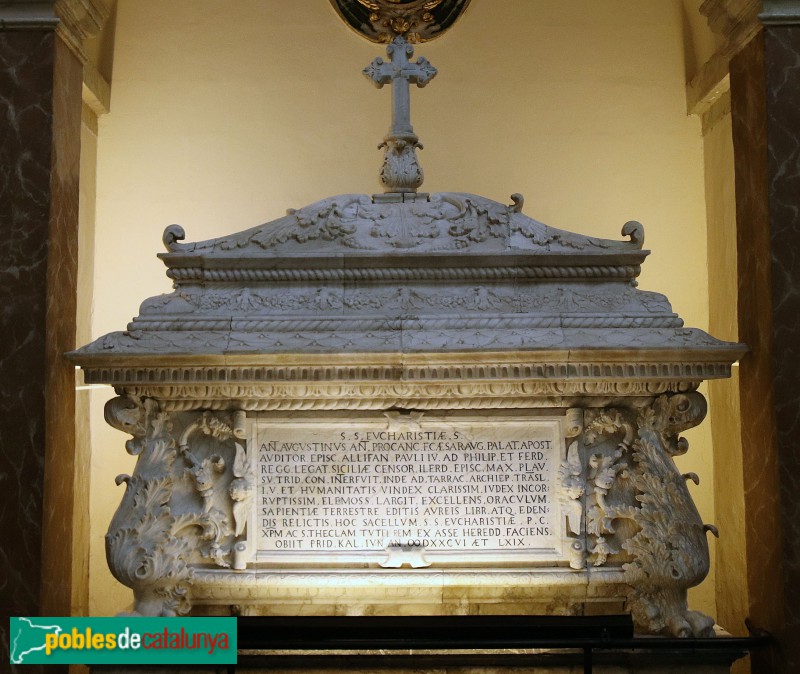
[586, 393, 715, 637]
[623, 392, 714, 636]
[579, 393, 717, 636]
[104, 397, 253, 615]
[105, 396, 197, 616]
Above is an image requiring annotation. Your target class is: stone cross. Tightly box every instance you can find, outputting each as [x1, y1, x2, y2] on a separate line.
[364, 36, 437, 194]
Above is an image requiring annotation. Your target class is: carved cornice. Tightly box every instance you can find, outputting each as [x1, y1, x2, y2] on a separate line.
[688, 0, 763, 114]
[0, 1, 111, 114]
[55, 0, 110, 63]
[164, 264, 643, 284]
[81, 358, 732, 384]
[701, 0, 762, 38]
[109, 383, 704, 413]
[76, 352, 745, 412]
[759, 0, 800, 24]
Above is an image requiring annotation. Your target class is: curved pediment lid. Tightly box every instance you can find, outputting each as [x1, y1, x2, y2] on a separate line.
[70, 185, 745, 378]
[160, 193, 647, 278]
[70, 182, 745, 392]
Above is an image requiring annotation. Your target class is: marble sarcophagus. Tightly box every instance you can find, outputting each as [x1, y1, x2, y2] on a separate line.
[70, 35, 743, 638]
[70, 187, 743, 636]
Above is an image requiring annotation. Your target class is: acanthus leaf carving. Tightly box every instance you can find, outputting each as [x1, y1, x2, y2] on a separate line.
[105, 397, 215, 615]
[147, 187, 661, 275]
[379, 137, 425, 194]
[446, 197, 509, 245]
[369, 199, 440, 246]
[104, 398, 251, 615]
[579, 396, 714, 636]
[590, 393, 712, 637]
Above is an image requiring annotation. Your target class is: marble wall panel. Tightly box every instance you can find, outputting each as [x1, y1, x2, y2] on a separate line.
[730, 32, 786, 673]
[765, 25, 800, 673]
[730, 28, 800, 672]
[40, 35, 85, 619]
[0, 29, 55, 671]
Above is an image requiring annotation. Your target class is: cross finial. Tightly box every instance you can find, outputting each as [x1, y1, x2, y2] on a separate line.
[364, 36, 437, 194]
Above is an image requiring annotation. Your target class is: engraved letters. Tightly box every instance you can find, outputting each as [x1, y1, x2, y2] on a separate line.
[253, 417, 563, 562]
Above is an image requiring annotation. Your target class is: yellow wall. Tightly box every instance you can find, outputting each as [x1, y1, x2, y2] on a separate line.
[702, 93, 748, 636]
[89, 0, 716, 617]
[681, 0, 725, 82]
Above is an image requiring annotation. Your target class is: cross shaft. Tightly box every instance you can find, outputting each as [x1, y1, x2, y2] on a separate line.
[364, 36, 437, 137]
[364, 37, 437, 194]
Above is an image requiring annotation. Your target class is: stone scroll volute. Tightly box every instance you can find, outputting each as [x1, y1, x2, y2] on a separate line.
[104, 396, 252, 616]
[583, 392, 715, 638]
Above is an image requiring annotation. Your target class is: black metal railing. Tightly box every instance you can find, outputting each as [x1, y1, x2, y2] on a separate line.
[232, 614, 770, 674]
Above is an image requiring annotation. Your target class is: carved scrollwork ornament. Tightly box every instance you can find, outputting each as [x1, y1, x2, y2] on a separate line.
[103, 398, 253, 615]
[105, 395, 158, 456]
[330, 0, 472, 43]
[104, 397, 197, 615]
[621, 393, 713, 637]
[578, 395, 715, 637]
[558, 409, 587, 569]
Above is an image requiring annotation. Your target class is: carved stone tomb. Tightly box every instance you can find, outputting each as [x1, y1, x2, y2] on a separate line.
[70, 35, 743, 638]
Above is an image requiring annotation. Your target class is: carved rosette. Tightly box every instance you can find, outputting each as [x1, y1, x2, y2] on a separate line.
[104, 396, 252, 616]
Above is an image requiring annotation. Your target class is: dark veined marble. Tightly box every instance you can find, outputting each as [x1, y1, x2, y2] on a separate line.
[733, 23, 800, 674]
[0, 30, 54, 671]
[766, 25, 800, 673]
[730, 32, 786, 673]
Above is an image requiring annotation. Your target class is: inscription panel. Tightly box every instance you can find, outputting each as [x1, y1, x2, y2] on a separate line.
[252, 415, 568, 563]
